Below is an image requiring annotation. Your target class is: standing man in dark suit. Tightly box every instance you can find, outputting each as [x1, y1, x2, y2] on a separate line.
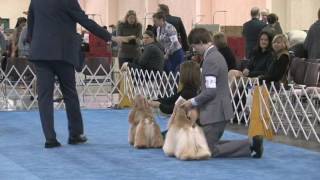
[304, 8, 320, 59]
[27, 0, 124, 148]
[243, 7, 266, 58]
[182, 28, 263, 158]
[157, 4, 189, 52]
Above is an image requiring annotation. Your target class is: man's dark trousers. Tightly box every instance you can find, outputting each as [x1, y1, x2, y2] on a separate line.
[33, 60, 83, 141]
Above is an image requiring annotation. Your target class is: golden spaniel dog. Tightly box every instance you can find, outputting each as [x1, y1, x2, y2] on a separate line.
[163, 97, 211, 160]
[128, 95, 163, 149]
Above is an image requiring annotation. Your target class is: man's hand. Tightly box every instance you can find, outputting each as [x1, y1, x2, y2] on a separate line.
[111, 36, 123, 44]
[242, 68, 250, 77]
[180, 100, 193, 110]
[127, 35, 136, 40]
[112, 36, 135, 44]
[120, 62, 128, 71]
[148, 100, 160, 108]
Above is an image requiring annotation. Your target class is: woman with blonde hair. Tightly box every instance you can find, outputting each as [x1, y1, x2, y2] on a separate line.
[258, 34, 290, 85]
[249, 34, 290, 141]
[117, 10, 142, 66]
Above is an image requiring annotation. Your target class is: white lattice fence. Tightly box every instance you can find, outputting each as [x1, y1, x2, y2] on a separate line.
[124, 68, 179, 101]
[1, 64, 319, 143]
[76, 64, 125, 108]
[0, 64, 37, 110]
[229, 76, 320, 142]
[126, 69, 320, 143]
[0, 63, 125, 110]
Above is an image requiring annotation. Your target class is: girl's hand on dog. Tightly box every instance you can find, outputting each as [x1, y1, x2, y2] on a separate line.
[149, 100, 160, 108]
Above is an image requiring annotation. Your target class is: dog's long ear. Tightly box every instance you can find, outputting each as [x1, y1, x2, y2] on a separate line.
[187, 109, 199, 125]
[168, 101, 180, 127]
[129, 109, 136, 123]
[142, 97, 150, 109]
[133, 95, 140, 109]
[167, 104, 179, 127]
[169, 101, 188, 126]
[133, 94, 146, 109]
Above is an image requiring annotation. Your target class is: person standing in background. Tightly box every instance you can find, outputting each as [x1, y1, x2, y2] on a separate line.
[304, 8, 320, 59]
[212, 32, 236, 71]
[153, 12, 184, 74]
[262, 13, 283, 37]
[27, 0, 124, 148]
[0, 17, 6, 56]
[117, 10, 142, 67]
[157, 4, 189, 52]
[18, 24, 30, 58]
[11, 17, 27, 57]
[0, 17, 8, 72]
[243, 7, 266, 58]
[260, 8, 269, 24]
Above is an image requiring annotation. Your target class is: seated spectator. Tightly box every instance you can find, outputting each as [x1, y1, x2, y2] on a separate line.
[120, 30, 164, 73]
[228, 31, 274, 118]
[249, 34, 290, 141]
[228, 31, 274, 81]
[259, 34, 290, 86]
[212, 32, 236, 71]
[149, 61, 200, 114]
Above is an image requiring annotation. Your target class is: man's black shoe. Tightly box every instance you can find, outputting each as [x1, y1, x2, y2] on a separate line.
[45, 140, 61, 148]
[251, 135, 263, 158]
[68, 134, 87, 145]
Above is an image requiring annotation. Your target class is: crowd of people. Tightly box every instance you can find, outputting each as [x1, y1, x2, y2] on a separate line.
[0, 1, 319, 161]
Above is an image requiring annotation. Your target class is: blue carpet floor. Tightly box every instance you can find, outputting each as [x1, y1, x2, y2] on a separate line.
[0, 109, 319, 180]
